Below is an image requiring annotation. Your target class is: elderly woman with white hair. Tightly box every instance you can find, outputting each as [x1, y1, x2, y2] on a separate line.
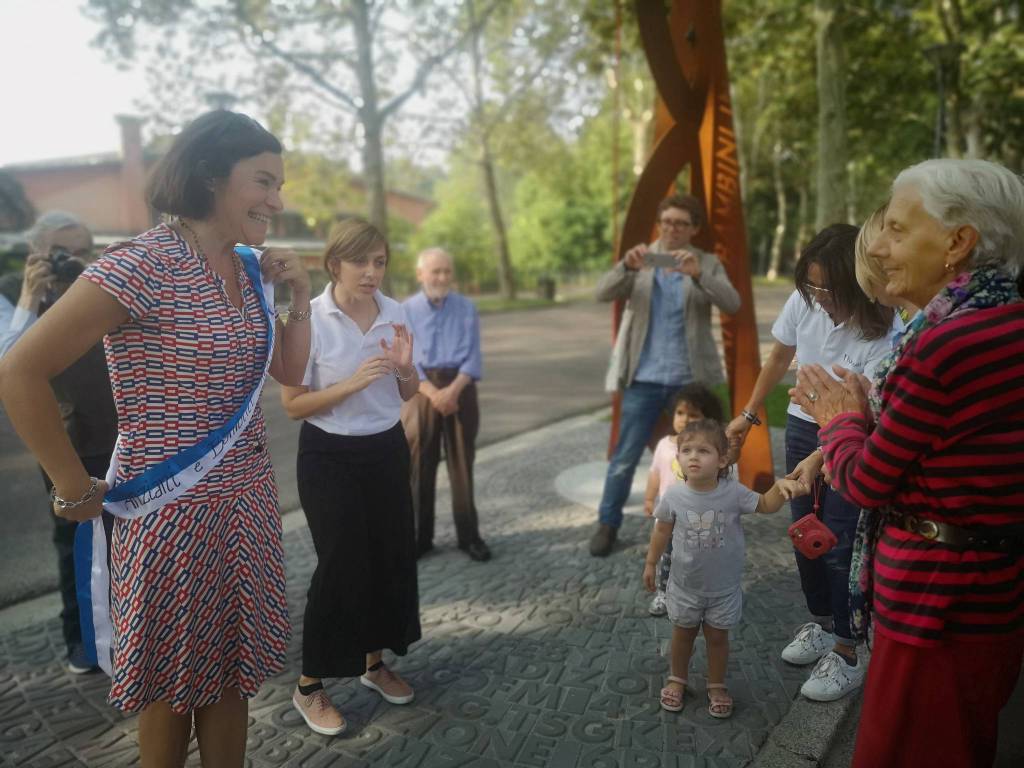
[792, 158, 1024, 768]
[0, 211, 115, 676]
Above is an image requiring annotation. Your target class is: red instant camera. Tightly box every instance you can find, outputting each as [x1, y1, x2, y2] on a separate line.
[788, 514, 838, 559]
[787, 479, 837, 559]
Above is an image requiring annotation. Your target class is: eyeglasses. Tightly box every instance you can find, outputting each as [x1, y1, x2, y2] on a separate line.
[798, 284, 831, 299]
[659, 218, 695, 229]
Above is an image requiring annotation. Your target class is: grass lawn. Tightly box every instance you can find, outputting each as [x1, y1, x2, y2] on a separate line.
[472, 295, 559, 314]
[712, 382, 792, 429]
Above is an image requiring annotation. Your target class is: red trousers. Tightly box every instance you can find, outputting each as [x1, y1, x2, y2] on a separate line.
[853, 630, 1023, 768]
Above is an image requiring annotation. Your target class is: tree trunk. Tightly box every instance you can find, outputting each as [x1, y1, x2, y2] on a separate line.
[767, 141, 787, 280]
[814, 0, 847, 229]
[468, 0, 515, 299]
[793, 181, 810, 266]
[964, 108, 983, 158]
[479, 139, 516, 299]
[352, 0, 390, 291]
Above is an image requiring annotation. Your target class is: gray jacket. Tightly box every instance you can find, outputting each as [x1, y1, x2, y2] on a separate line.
[597, 243, 741, 389]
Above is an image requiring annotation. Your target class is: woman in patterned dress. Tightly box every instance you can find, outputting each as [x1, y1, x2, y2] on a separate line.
[0, 110, 311, 766]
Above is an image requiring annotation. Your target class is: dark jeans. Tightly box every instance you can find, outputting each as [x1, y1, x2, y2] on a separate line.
[598, 381, 684, 529]
[785, 414, 860, 643]
[41, 453, 111, 655]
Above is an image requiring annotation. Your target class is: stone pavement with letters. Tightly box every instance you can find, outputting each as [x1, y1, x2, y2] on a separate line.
[0, 411, 811, 768]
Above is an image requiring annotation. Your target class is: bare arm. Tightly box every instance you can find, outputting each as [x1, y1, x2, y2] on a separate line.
[756, 477, 809, 514]
[263, 249, 311, 386]
[643, 520, 674, 591]
[0, 279, 127, 510]
[726, 340, 796, 443]
[643, 469, 660, 516]
[279, 355, 394, 421]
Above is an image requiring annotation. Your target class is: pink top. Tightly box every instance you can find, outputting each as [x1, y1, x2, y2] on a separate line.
[650, 435, 682, 500]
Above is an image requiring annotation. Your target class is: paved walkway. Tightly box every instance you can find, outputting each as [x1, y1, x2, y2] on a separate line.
[1, 410, 820, 768]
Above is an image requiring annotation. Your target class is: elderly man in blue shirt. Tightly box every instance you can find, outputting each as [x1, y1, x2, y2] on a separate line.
[591, 194, 741, 557]
[401, 247, 490, 562]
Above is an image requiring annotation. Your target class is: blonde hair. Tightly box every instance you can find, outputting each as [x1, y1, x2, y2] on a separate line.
[322, 218, 389, 281]
[854, 205, 887, 300]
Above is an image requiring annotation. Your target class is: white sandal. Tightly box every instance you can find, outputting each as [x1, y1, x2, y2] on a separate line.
[660, 675, 687, 712]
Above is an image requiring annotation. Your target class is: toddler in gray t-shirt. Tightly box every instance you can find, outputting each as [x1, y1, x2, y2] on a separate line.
[643, 419, 808, 720]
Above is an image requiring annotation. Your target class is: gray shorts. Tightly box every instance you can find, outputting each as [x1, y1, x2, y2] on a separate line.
[667, 586, 742, 630]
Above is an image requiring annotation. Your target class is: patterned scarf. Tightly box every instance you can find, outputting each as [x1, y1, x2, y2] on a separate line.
[848, 266, 1021, 643]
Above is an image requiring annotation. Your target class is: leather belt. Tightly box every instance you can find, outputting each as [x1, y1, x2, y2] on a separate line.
[891, 511, 1024, 554]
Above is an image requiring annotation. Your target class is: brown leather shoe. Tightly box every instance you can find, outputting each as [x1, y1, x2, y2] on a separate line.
[589, 524, 617, 557]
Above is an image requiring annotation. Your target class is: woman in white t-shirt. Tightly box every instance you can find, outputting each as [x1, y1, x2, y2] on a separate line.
[726, 224, 895, 703]
[280, 219, 421, 737]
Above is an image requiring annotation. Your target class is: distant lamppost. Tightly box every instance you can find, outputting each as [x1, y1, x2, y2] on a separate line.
[923, 43, 965, 157]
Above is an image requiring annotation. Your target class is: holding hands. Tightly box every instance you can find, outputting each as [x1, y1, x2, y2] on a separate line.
[776, 477, 810, 500]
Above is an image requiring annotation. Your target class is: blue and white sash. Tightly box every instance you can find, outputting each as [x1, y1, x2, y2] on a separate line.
[74, 246, 275, 674]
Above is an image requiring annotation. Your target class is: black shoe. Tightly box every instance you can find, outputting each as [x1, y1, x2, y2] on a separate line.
[66, 643, 100, 675]
[589, 524, 617, 557]
[416, 541, 434, 559]
[460, 539, 491, 562]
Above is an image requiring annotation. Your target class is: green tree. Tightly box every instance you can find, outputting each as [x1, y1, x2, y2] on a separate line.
[84, 0, 493, 250]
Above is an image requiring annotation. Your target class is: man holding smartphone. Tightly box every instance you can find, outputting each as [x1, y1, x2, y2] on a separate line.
[590, 194, 741, 557]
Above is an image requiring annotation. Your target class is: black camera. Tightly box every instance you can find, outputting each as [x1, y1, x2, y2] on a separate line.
[47, 248, 86, 283]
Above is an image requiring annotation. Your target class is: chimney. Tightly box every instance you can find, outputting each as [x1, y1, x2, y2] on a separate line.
[116, 115, 150, 233]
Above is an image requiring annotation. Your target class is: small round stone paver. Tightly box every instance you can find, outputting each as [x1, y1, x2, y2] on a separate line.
[0, 412, 806, 768]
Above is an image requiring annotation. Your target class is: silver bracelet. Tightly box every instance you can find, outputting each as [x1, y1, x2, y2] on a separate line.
[287, 307, 312, 321]
[51, 477, 100, 511]
[394, 367, 414, 382]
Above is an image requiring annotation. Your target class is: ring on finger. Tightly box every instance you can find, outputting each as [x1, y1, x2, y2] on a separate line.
[807, 391, 819, 402]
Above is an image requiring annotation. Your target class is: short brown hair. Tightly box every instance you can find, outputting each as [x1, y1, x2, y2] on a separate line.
[658, 194, 704, 228]
[677, 418, 731, 478]
[146, 110, 282, 219]
[322, 218, 390, 281]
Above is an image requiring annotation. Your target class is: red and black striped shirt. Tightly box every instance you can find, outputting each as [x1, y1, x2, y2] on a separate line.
[821, 303, 1024, 647]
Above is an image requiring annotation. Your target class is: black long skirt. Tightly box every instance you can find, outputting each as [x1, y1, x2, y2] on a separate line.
[297, 420, 421, 678]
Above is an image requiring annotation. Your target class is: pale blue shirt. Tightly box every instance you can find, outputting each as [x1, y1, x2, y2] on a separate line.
[403, 290, 482, 380]
[633, 268, 691, 386]
[0, 302, 36, 358]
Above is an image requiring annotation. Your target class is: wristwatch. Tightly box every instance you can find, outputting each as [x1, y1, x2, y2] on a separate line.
[741, 409, 762, 426]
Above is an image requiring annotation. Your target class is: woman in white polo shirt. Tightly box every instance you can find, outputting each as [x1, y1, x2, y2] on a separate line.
[727, 224, 894, 702]
[281, 218, 421, 736]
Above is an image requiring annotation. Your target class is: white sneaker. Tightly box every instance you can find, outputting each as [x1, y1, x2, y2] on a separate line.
[800, 651, 865, 702]
[648, 591, 668, 616]
[781, 622, 832, 665]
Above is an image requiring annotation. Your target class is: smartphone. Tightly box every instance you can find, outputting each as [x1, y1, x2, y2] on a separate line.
[642, 252, 679, 269]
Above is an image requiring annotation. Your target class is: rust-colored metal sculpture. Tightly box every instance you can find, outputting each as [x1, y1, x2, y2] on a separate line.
[610, 0, 774, 492]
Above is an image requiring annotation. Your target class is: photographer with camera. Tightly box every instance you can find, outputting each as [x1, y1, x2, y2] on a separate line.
[590, 194, 740, 558]
[0, 211, 114, 675]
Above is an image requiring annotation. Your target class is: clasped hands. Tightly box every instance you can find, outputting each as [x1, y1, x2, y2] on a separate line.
[789, 364, 871, 428]
[426, 383, 460, 417]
